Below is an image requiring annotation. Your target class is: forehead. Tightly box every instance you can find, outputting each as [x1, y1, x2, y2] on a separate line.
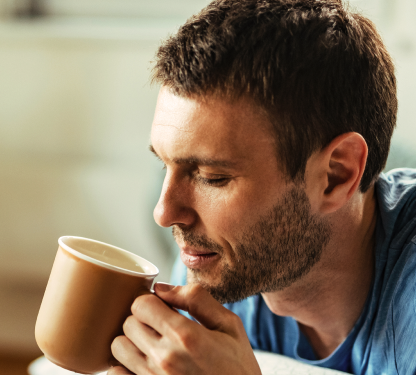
[151, 88, 276, 164]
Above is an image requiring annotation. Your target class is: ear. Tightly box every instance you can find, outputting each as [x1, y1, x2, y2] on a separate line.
[307, 132, 368, 214]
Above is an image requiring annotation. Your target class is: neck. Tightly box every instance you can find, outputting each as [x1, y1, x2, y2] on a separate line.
[261, 186, 377, 359]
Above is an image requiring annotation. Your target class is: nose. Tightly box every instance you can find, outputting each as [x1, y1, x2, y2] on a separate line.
[153, 171, 197, 228]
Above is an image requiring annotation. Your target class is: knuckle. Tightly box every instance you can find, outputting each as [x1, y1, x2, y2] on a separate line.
[157, 350, 177, 373]
[229, 311, 243, 326]
[176, 326, 196, 350]
[122, 314, 135, 334]
[131, 293, 154, 315]
[188, 283, 204, 297]
[131, 295, 145, 314]
[111, 335, 126, 355]
[186, 284, 205, 312]
[228, 312, 245, 334]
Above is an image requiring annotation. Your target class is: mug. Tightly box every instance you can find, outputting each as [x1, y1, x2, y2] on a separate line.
[35, 236, 159, 374]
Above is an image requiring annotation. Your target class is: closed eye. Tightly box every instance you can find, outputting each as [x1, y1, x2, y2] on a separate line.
[196, 175, 230, 187]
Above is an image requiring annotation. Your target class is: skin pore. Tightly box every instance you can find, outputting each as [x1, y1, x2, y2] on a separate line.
[151, 87, 377, 360]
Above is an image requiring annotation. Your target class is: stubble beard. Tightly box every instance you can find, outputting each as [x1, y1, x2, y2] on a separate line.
[174, 186, 331, 304]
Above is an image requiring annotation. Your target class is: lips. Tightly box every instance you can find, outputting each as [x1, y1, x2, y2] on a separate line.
[180, 246, 219, 269]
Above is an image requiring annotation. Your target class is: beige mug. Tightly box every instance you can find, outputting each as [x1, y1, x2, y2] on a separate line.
[35, 236, 159, 374]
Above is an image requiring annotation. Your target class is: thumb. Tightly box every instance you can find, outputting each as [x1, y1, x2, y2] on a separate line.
[154, 282, 232, 332]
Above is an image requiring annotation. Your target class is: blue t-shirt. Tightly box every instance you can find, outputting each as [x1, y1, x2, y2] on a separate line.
[171, 168, 416, 374]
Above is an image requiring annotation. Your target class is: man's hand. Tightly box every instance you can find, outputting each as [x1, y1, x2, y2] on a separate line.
[109, 282, 261, 375]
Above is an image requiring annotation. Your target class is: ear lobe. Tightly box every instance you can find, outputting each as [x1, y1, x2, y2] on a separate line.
[319, 132, 368, 214]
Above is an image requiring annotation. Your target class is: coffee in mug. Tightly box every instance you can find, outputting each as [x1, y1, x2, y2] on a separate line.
[35, 236, 159, 374]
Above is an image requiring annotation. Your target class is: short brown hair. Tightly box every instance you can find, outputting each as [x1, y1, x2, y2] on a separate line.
[152, 0, 397, 192]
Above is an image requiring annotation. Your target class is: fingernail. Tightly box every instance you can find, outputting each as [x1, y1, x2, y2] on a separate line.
[155, 282, 175, 292]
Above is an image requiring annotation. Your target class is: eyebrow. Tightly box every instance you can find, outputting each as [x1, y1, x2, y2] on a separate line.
[149, 145, 237, 168]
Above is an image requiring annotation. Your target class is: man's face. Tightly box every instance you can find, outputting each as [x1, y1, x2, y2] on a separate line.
[151, 87, 330, 303]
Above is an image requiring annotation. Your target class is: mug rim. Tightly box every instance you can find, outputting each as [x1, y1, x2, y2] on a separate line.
[58, 236, 159, 278]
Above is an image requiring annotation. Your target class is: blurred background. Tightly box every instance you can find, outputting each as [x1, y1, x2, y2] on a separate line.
[0, 0, 415, 373]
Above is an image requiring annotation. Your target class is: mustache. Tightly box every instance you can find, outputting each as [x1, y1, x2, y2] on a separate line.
[172, 226, 223, 253]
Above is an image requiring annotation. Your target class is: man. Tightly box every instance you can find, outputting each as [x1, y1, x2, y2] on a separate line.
[109, 0, 416, 374]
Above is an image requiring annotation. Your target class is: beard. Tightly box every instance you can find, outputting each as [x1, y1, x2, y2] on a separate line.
[173, 185, 331, 304]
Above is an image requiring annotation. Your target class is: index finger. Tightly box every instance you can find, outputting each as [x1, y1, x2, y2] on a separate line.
[131, 293, 198, 337]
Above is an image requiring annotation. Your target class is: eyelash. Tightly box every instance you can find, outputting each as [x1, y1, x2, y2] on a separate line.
[196, 175, 229, 187]
[160, 163, 229, 187]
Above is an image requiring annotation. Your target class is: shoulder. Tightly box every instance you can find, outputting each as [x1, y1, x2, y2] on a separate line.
[363, 239, 416, 373]
[391, 241, 416, 373]
[363, 170, 416, 372]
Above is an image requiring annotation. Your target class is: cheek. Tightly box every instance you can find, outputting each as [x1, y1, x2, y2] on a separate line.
[192, 177, 284, 239]
[195, 188, 259, 239]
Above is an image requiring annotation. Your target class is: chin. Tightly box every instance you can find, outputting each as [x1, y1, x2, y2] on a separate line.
[186, 268, 221, 288]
